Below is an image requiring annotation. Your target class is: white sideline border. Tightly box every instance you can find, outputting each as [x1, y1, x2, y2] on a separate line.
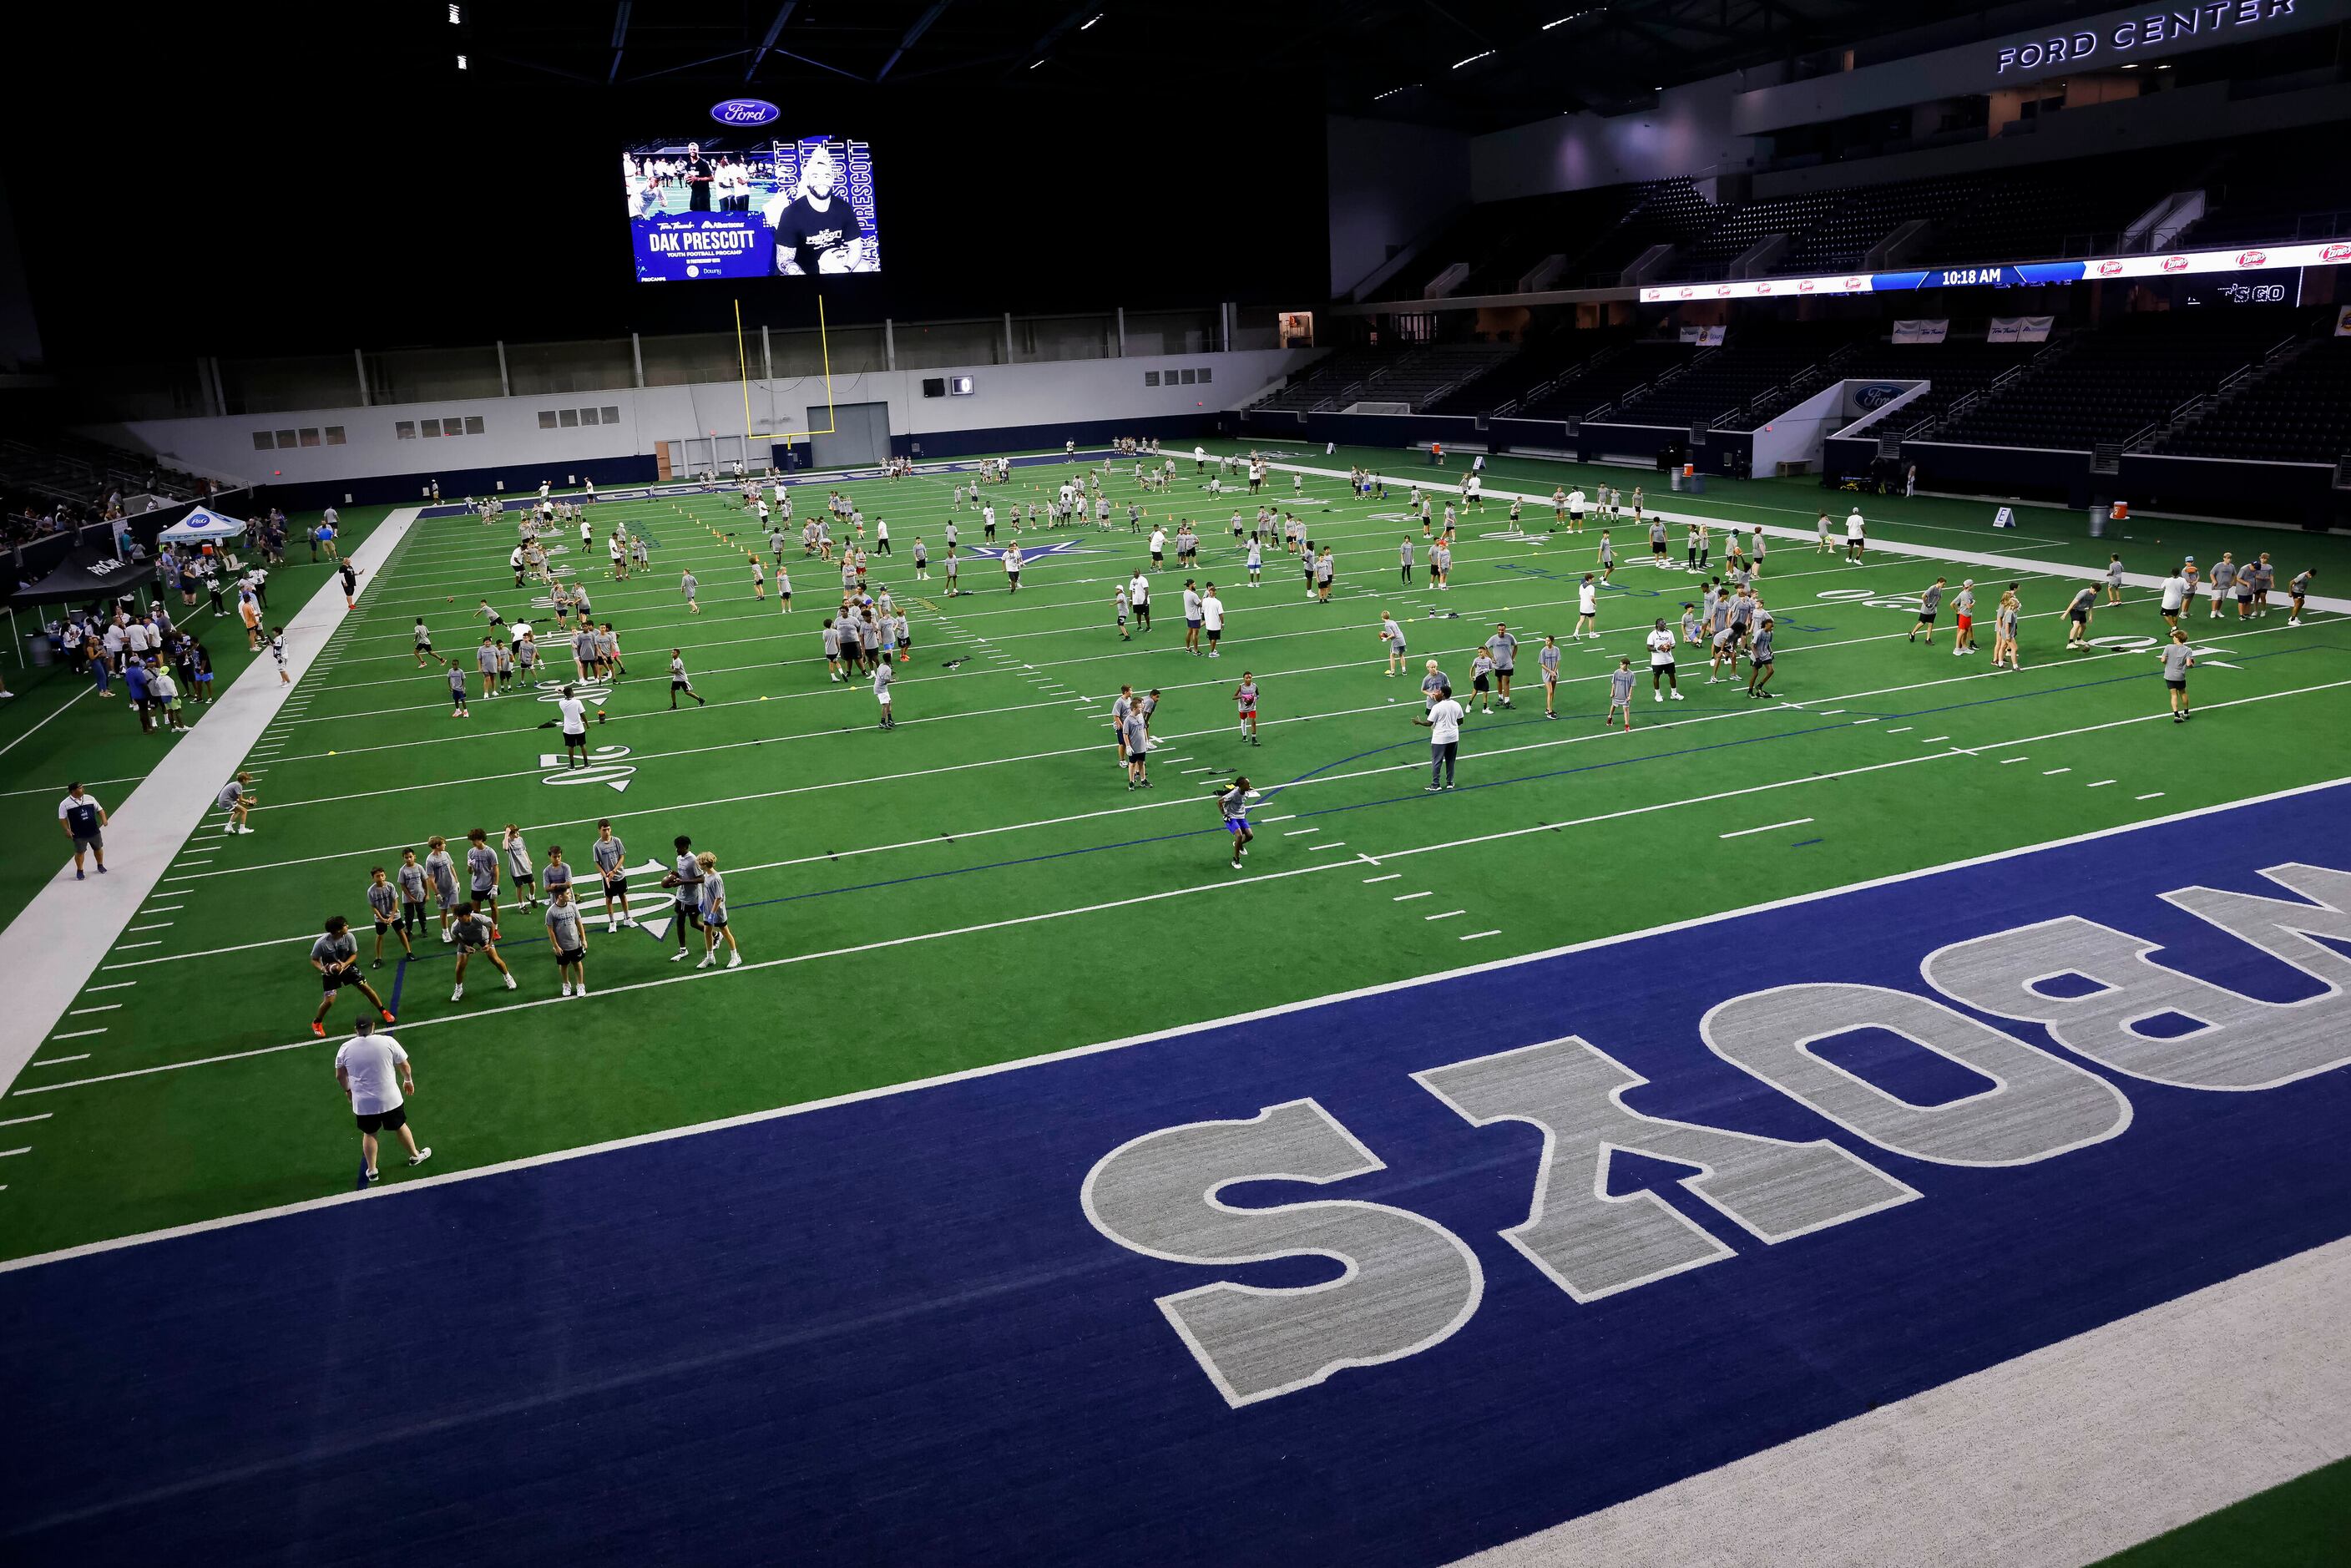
[1451, 1234, 2351, 1568]
[0, 508, 422, 1098]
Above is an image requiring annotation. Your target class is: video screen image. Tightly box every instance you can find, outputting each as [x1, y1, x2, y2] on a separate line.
[624, 135, 878, 282]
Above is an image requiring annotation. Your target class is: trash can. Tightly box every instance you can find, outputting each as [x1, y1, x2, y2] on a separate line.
[27, 634, 54, 667]
[2088, 507, 2106, 539]
[1670, 468, 1683, 492]
[1687, 473, 1706, 496]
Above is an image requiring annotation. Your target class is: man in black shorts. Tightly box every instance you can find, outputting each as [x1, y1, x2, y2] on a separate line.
[334, 1017, 429, 1186]
[311, 915, 394, 1038]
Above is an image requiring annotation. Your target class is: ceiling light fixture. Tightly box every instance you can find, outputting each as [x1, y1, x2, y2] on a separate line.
[1453, 49, 1494, 68]
[1373, 83, 1420, 100]
[1081, 13, 1104, 28]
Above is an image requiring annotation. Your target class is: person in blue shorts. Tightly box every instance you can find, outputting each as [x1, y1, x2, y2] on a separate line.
[1220, 776, 1255, 867]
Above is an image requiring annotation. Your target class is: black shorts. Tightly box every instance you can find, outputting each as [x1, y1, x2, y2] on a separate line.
[555, 946, 584, 965]
[513, 872, 535, 889]
[1207, 630, 1221, 645]
[2070, 608, 2090, 624]
[321, 969, 350, 994]
[671, 680, 690, 690]
[1128, 750, 1148, 764]
[1473, 675, 1490, 692]
[2166, 677, 2187, 690]
[355, 1104, 408, 1135]
[373, 919, 392, 934]
[602, 877, 628, 897]
[1917, 612, 1937, 625]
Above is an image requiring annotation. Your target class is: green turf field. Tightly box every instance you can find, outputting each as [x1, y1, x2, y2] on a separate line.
[4, 444, 2350, 1268]
[0, 506, 400, 933]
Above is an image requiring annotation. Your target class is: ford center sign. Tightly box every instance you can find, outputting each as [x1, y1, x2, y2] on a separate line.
[710, 98, 781, 127]
[1996, 0, 2308, 75]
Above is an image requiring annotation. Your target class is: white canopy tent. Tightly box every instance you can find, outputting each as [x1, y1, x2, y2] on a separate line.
[155, 505, 248, 544]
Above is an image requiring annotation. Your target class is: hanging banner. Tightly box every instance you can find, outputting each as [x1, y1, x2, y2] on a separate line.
[1988, 316, 2055, 344]
[1891, 320, 1949, 344]
[1678, 325, 1727, 346]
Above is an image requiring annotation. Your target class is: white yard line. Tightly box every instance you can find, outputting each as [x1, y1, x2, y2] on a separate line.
[1722, 817, 1813, 839]
[0, 685, 97, 759]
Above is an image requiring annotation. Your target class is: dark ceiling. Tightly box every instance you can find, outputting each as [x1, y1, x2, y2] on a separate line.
[446, 0, 2133, 129]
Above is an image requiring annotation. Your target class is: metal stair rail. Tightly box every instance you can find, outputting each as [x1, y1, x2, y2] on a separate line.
[1585, 345, 1716, 422]
[1493, 338, 1633, 416]
[1902, 333, 2076, 441]
[2134, 328, 2323, 453]
[1713, 340, 1868, 431]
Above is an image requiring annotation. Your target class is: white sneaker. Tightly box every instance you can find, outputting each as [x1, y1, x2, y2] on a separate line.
[670, 948, 690, 962]
[1670, 690, 1684, 701]
[695, 954, 715, 969]
[2289, 618, 2303, 626]
[451, 984, 464, 1001]
[503, 973, 517, 990]
[560, 983, 573, 997]
[575, 983, 588, 996]
[407, 1147, 432, 1167]
[1653, 690, 1663, 702]
[726, 952, 742, 969]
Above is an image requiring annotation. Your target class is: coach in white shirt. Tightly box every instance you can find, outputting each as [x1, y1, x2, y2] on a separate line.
[335, 1017, 430, 1183]
[1416, 685, 1467, 791]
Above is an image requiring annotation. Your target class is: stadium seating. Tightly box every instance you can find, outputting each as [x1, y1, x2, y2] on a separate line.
[1509, 341, 1697, 422]
[1422, 327, 1636, 415]
[1775, 336, 2041, 435]
[1572, 180, 1721, 284]
[1344, 343, 1522, 411]
[2175, 147, 2351, 251]
[1929, 311, 2289, 450]
[1250, 345, 1403, 412]
[0, 433, 202, 512]
[2153, 328, 2351, 463]
[1610, 325, 1868, 428]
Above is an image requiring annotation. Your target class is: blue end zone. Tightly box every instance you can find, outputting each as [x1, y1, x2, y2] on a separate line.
[5, 787, 2349, 1564]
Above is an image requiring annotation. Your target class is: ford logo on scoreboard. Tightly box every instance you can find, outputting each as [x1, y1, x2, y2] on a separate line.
[710, 98, 781, 127]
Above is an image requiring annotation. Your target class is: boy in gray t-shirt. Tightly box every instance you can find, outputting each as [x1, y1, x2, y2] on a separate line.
[2160, 631, 2195, 722]
[310, 915, 392, 1034]
[546, 886, 589, 998]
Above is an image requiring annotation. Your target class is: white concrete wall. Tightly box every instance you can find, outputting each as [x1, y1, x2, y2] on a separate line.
[82, 348, 1322, 487]
[1471, 73, 1759, 201]
[1747, 380, 1853, 474]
